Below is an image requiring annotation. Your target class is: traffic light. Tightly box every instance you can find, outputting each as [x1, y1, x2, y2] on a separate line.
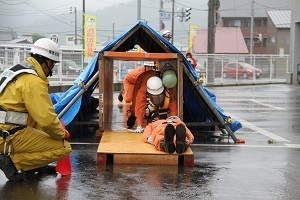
[185, 8, 191, 22]
[177, 7, 184, 22]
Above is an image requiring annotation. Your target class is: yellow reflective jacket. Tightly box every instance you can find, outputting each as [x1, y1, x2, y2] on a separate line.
[0, 57, 65, 140]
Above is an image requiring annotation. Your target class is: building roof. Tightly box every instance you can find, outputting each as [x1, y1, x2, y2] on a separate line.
[220, 0, 292, 18]
[267, 10, 291, 28]
[193, 27, 249, 54]
[7, 36, 33, 44]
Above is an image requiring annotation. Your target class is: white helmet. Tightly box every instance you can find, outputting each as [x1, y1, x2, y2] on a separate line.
[30, 38, 60, 62]
[144, 61, 155, 66]
[147, 76, 164, 95]
[162, 30, 171, 37]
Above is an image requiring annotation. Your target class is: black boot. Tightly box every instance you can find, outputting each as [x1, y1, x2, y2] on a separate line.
[160, 124, 175, 153]
[24, 164, 57, 175]
[118, 91, 123, 102]
[0, 154, 25, 181]
[175, 124, 187, 154]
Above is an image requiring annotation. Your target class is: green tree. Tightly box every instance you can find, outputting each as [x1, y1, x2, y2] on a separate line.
[32, 33, 45, 43]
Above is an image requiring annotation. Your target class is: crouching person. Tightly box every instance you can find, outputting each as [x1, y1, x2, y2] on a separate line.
[143, 116, 194, 154]
[0, 38, 72, 181]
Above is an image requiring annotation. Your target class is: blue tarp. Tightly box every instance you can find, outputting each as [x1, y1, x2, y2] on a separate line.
[52, 21, 241, 132]
[51, 54, 98, 125]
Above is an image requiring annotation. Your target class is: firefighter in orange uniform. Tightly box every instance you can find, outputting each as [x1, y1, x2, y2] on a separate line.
[118, 61, 156, 103]
[129, 76, 178, 133]
[143, 116, 194, 154]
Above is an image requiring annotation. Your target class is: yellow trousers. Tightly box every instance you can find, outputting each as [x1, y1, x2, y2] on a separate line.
[0, 126, 72, 172]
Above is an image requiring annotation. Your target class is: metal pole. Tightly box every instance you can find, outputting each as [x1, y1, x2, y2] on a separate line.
[159, 0, 163, 32]
[171, 0, 174, 44]
[75, 7, 77, 45]
[250, 0, 254, 64]
[82, 0, 85, 70]
[137, 0, 141, 20]
[113, 23, 115, 40]
[58, 71, 99, 119]
[207, 0, 216, 84]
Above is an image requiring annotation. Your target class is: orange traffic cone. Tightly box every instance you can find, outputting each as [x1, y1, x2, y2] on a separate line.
[56, 121, 72, 176]
[56, 151, 72, 176]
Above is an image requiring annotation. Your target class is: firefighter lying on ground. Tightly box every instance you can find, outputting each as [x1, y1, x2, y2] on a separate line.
[126, 64, 178, 133]
[0, 38, 71, 181]
[142, 116, 194, 154]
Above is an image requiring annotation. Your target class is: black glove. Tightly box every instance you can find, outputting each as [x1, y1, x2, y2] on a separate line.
[127, 115, 136, 128]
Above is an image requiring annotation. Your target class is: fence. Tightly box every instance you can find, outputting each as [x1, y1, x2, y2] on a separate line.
[193, 54, 289, 85]
[0, 45, 289, 86]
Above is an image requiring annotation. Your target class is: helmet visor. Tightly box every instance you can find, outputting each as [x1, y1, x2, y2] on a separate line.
[149, 93, 164, 107]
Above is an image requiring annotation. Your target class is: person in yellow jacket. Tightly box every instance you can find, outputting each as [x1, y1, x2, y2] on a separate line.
[142, 116, 194, 154]
[0, 38, 71, 181]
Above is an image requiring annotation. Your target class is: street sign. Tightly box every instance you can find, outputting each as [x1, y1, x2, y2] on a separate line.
[51, 35, 59, 44]
[159, 11, 171, 21]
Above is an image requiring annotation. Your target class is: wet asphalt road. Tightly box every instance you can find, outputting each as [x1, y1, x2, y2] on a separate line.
[1, 84, 300, 200]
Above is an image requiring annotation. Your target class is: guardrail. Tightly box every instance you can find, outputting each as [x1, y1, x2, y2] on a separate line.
[0, 45, 290, 86]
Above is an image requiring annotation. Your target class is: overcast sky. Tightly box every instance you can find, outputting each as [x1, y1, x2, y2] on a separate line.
[0, 0, 208, 44]
[0, 0, 132, 27]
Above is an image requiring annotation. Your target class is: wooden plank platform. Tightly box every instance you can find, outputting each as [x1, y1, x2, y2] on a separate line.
[97, 132, 194, 166]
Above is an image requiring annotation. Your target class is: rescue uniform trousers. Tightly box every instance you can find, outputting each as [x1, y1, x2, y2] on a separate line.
[0, 126, 71, 172]
[122, 77, 135, 103]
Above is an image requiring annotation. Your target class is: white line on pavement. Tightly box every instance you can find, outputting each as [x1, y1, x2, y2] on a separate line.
[228, 113, 291, 142]
[250, 99, 285, 110]
[217, 99, 285, 110]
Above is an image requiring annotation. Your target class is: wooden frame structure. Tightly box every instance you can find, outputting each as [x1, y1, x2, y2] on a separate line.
[98, 51, 184, 131]
[97, 51, 194, 166]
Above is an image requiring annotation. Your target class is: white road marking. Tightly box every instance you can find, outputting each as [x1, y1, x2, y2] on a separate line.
[228, 113, 290, 142]
[217, 99, 285, 110]
[250, 99, 285, 110]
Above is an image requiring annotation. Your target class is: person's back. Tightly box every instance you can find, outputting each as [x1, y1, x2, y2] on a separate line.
[124, 66, 145, 84]
[0, 38, 71, 181]
[119, 61, 156, 103]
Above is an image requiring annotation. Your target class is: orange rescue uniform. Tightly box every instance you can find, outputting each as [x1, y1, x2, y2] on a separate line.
[143, 119, 194, 151]
[122, 66, 147, 103]
[134, 81, 177, 127]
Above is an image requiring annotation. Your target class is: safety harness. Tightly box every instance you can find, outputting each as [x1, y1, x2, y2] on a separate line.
[0, 64, 37, 126]
[0, 64, 37, 155]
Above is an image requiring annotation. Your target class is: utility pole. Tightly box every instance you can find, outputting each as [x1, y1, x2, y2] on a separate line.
[207, 0, 217, 83]
[171, 0, 174, 44]
[137, 0, 141, 20]
[70, 7, 77, 45]
[113, 23, 115, 40]
[82, 0, 85, 70]
[159, 0, 163, 32]
[250, 0, 254, 64]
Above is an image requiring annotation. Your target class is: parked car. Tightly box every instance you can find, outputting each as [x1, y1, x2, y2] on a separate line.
[222, 62, 262, 79]
[195, 63, 206, 76]
[53, 60, 81, 75]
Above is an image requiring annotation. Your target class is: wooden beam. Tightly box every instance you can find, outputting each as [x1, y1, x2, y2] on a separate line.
[103, 51, 178, 61]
